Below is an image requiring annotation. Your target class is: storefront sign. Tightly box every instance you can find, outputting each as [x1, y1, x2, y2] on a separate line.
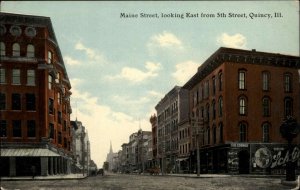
[231, 143, 249, 148]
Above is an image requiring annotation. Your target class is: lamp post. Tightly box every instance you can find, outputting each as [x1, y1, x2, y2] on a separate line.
[279, 116, 300, 181]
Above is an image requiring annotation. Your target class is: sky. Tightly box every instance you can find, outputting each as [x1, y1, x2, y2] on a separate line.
[1, 1, 299, 167]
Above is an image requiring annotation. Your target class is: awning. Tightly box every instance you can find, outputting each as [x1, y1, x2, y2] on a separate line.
[0, 148, 60, 157]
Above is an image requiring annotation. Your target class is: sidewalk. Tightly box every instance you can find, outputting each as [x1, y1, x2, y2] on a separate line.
[0, 173, 88, 181]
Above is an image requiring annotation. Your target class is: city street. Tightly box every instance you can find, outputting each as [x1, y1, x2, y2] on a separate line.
[0, 173, 293, 190]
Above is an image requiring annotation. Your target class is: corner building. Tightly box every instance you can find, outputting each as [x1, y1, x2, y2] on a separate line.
[0, 13, 72, 176]
[184, 47, 300, 175]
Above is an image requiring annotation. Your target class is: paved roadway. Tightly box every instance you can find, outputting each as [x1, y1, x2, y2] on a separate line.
[0, 173, 294, 190]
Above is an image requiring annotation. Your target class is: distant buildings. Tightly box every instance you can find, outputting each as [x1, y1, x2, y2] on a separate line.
[70, 120, 91, 175]
[0, 12, 73, 177]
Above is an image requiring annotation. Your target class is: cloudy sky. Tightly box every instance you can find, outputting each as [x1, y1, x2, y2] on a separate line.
[1, 1, 299, 167]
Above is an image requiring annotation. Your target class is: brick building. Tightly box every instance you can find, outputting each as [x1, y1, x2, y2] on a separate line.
[0, 13, 73, 176]
[183, 47, 300, 174]
[155, 86, 189, 173]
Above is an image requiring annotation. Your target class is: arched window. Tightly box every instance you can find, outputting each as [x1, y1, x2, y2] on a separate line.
[218, 71, 223, 91]
[212, 100, 216, 120]
[262, 71, 270, 91]
[219, 122, 223, 143]
[239, 122, 247, 142]
[26, 44, 35, 57]
[238, 69, 246, 90]
[262, 123, 270, 142]
[284, 73, 292, 93]
[218, 96, 223, 117]
[284, 97, 293, 117]
[12, 43, 20, 56]
[213, 125, 217, 144]
[262, 97, 271, 117]
[0, 42, 5, 56]
[239, 96, 247, 115]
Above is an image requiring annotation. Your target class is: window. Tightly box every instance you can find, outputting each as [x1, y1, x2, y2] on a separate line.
[206, 104, 210, 122]
[58, 131, 62, 144]
[218, 72, 223, 91]
[58, 111, 62, 124]
[239, 97, 247, 115]
[262, 71, 270, 91]
[262, 97, 271, 117]
[27, 70, 35, 86]
[56, 72, 60, 84]
[262, 123, 270, 143]
[12, 43, 20, 56]
[26, 44, 35, 57]
[213, 125, 217, 144]
[0, 93, 5, 110]
[12, 93, 21, 110]
[284, 73, 292, 93]
[284, 97, 293, 117]
[12, 69, 20, 84]
[0, 42, 5, 56]
[239, 122, 247, 142]
[212, 100, 216, 120]
[207, 128, 210, 145]
[48, 51, 53, 64]
[13, 120, 22, 137]
[48, 75, 53, 90]
[57, 92, 61, 104]
[0, 68, 5, 83]
[0, 120, 7, 137]
[26, 93, 36, 111]
[204, 81, 209, 98]
[238, 70, 246, 90]
[63, 120, 67, 131]
[212, 76, 216, 95]
[218, 96, 223, 117]
[219, 122, 223, 143]
[27, 120, 36, 137]
[49, 98, 54, 114]
[49, 123, 54, 139]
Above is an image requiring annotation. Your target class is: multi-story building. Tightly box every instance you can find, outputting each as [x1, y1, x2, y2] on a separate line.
[149, 114, 158, 167]
[0, 12, 72, 177]
[155, 86, 189, 173]
[183, 47, 300, 174]
[70, 120, 90, 175]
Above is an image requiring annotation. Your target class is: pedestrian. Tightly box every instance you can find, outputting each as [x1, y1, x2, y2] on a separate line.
[31, 165, 36, 179]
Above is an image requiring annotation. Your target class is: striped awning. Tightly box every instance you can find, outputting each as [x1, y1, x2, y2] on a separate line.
[0, 148, 60, 157]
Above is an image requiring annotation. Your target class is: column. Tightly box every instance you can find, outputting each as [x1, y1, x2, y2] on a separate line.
[9, 157, 16, 177]
[49, 157, 54, 175]
[54, 157, 57, 175]
[41, 157, 49, 176]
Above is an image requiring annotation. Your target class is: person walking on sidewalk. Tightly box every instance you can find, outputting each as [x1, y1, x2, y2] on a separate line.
[31, 165, 36, 179]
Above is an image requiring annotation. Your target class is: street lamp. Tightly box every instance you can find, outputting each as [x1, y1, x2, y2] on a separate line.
[279, 116, 300, 181]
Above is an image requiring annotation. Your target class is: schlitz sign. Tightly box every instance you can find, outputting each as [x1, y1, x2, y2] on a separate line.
[252, 144, 300, 169]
